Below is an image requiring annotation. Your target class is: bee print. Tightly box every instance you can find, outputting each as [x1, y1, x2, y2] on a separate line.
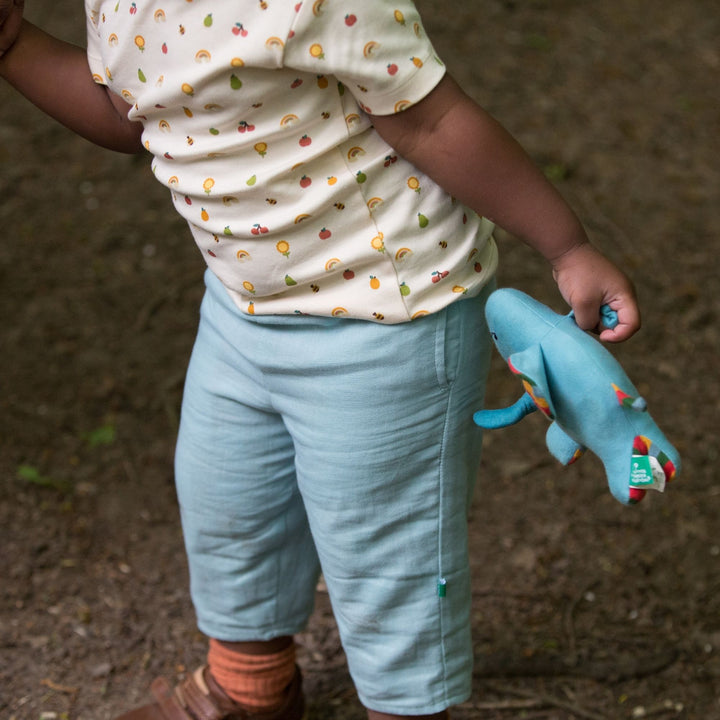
[334, 202, 345, 211]
[311, 284, 320, 293]
[266, 198, 278, 205]
[438, 240, 447, 249]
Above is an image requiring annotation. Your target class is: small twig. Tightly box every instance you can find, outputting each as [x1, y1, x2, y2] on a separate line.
[484, 682, 608, 720]
[563, 580, 600, 666]
[40, 678, 78, 695]
[473, 697, 543, 711]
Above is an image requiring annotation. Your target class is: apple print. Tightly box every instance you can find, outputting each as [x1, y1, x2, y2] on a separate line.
[345, 14, 357, 26]
[387, 63, 399, 75]
[474, 262, 483, 273]
[356, 171, 367, 183]
[300, 175, 312, 188]
[343, 269, 355, 280]
[291, 78, 303, 89]
[318, 228, 332, 240]
[299, 134, 312, 147]
[162, 42, 168, 54]
[184, 195, 192, 205]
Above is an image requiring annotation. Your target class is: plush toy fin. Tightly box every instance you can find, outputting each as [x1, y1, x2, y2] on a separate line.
[545, 421, 585, 465]
[507, 345, 556, 419]
[612, 383, 648, 412]
[474, 392, 537, 429]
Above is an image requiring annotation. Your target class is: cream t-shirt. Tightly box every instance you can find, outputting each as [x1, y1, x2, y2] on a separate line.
[86, 0, 497, 322]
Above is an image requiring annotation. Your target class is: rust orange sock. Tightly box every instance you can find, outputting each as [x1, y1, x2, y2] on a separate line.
[207, 638, 297, 710]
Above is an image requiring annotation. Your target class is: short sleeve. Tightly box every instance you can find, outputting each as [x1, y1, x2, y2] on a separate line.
[85, 0, 107, 85]
[283, 0, 446, 115]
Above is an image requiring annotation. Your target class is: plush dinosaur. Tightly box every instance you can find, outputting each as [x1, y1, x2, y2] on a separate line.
[473, 288, 680, 505]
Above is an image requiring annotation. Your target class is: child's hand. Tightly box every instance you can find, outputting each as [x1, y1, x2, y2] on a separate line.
[551, 242, 641, 343]
[0, 0, 23, 57]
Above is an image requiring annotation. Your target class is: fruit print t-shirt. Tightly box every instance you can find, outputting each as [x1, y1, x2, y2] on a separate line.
[85, 0, 497, 323]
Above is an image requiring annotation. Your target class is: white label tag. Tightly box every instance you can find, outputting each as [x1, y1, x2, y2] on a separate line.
[629, 454, 666, 492]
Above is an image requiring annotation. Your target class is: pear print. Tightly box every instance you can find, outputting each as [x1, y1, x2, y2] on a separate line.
[285, 274, 298, 286]
[418, 213, 429, 228]
[230, 74, 242, 90]
[203, 14, 213, 27]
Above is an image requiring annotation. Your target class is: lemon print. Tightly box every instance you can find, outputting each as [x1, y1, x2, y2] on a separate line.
[134, 35, 145, 51]
[202, 178, 215, 194]
[370, 233, 385, 252]
[231, 57, 245, 68]
[182, 83, 194, 96]
[309, 43, 325, 60]
[369, 276, 380, 290]
[276, 240, 290, 257]
[394, 9, 406, 25]
[183, 106, 194, 118]
[243, 281, 256, 294]
[247, 301, 255, 315]
[452, 285, 468, 294]
[201, 208, 210, 221]
[254, 142, 268, 157]
[411, 57, 424, 68]
[327, 176, 337, 186]
[407, 176, 421, 192]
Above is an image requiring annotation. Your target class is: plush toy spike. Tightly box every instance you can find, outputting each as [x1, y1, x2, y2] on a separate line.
[473, 288, 680, 505]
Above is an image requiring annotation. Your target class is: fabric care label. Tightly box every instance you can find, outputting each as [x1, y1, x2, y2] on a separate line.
[629, 454, 666, 492]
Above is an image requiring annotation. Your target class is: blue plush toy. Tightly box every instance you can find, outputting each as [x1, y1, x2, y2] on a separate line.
[473, 288, 680, 505]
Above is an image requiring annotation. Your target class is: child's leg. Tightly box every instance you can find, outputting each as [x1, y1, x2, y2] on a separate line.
[260, 282, 494, 716]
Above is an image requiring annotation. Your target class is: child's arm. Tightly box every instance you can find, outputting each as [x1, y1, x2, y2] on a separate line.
[370, 75, 640, 342]
[0, 19, 143, 153]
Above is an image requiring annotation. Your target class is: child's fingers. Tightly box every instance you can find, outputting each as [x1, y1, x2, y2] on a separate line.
[598, 300, 641, 343]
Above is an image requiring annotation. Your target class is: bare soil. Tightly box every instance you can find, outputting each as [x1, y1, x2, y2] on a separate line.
[2, 1, 719, 718]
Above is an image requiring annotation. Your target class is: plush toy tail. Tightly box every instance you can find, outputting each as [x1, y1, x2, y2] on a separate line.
[474, 392, 537, 429]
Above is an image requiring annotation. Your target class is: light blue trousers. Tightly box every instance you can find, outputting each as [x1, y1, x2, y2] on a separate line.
[175, 269, 494, 714]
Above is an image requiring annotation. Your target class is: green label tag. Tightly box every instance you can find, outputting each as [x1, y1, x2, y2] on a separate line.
[629, 454, 666, 492]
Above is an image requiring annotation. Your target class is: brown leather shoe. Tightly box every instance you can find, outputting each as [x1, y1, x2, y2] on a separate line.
[114, 665, 306, 720]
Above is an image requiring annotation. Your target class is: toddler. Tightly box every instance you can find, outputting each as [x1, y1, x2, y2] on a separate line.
[0, 1, 639, 719]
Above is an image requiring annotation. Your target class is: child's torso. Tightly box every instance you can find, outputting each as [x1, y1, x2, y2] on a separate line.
[86, 0, 496, 322]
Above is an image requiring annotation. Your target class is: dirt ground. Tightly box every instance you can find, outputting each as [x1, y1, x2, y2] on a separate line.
[1, 1, 719, 718]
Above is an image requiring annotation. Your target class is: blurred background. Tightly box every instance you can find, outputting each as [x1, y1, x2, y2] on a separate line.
[1, 2, 718, 718]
